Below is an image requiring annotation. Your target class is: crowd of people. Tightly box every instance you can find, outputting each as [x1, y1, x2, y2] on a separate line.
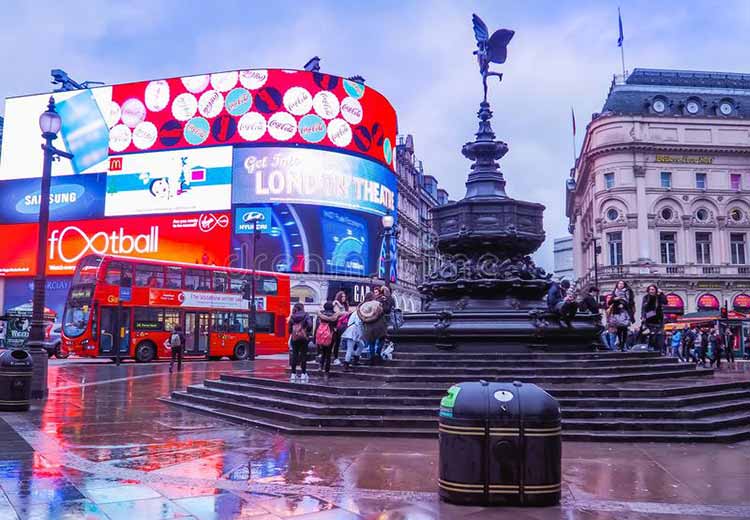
[287, 286, 395, 383]
[548, 278, 748, 368]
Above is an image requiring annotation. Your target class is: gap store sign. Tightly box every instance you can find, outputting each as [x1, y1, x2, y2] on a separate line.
[231, 146, 396, 216]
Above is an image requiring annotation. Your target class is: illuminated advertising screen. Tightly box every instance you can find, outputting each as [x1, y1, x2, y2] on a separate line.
[231, 146, 396, 216]
[1, 69, 397, 182]
[2, 278, 72, 325]
[231, 203, 388, 277]
[0, 87, 113, 179]
[0, 173, 106, 223]
[0, 212, 231, 276]
[105, 146, 232, 216]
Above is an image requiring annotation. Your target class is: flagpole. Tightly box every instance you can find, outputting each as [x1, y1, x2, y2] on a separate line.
[571, 106, 577, 165]
[618, 6, 626, 77]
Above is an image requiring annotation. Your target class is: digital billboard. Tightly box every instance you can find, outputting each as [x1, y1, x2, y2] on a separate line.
[105, 146, 232, 216]
[231, 203, 386, 277]
[0, 173, 106, 223]
[0, 87, 113, 179]
[0, 212, 231, 276]
[232, 146, 396, 217]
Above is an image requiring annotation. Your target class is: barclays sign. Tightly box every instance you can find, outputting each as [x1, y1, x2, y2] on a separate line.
[0, 173, 106, 224]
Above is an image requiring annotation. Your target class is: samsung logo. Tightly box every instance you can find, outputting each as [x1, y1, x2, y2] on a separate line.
[16, 184, 85, 214]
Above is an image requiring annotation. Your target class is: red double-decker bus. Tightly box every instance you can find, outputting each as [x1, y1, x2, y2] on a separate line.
[61, 254, 290, 361]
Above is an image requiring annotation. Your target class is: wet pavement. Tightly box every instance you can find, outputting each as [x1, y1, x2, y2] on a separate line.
[0, 357, 749, 519]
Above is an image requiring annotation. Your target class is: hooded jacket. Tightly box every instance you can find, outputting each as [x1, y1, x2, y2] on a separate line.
[315, 309, 341, 337]
[288, 310, 313, 339]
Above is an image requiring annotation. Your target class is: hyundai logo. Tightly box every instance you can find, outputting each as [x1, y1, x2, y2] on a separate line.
[242, 211, 265, 222]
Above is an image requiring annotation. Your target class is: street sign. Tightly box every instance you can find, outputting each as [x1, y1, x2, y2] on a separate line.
[119, 286, 132, 302]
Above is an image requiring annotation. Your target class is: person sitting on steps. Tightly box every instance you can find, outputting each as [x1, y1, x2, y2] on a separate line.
[547, 279, 577, 327]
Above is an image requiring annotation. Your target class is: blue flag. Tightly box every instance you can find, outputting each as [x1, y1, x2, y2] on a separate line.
[617, 8, 624, 47]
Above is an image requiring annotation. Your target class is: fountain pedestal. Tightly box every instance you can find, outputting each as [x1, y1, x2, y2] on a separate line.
[394, 102, 599, 353]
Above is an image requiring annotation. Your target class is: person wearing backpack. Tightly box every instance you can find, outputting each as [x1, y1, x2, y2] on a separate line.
[169, 325, 186, 373]
[331, 291, 349, 366]
[288, 303, 313, 383]
[314, 302, 341, 381]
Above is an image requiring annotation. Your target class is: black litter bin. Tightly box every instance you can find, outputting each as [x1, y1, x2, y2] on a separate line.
[438, 380, 561, 507]
[0, 349, 33, 411]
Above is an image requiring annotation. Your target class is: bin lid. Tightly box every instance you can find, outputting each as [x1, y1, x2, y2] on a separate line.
[0, 348, 33, 368]
[440, 381, 559, 421]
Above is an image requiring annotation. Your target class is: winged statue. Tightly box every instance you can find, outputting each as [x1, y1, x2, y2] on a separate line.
[472, 14, 514, 103]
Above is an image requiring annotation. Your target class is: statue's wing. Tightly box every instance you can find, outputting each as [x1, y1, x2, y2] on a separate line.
[472, 14, 489, 43]
[487, 29, 515, 64]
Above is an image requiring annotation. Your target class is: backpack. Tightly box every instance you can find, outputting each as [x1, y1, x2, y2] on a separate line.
[336, 312, 351, 334]
[315, 320, 334, 347]
[170, 332, 182, 348]
[291, 320, 308, 342]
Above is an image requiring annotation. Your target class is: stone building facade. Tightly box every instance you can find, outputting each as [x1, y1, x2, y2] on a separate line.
[394, 134, 449, 312]
[566, 68, 750, 319]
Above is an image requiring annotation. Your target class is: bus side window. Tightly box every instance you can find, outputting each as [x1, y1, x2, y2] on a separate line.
[105, 262, 133, 287]
[135, 264, 164, 288]
[229, 273, 245, 294]
[213, 272, 228, 293]
[166, 266, 183, 289]
[255, 312, 275, 334]
[164, 309, 180, 332]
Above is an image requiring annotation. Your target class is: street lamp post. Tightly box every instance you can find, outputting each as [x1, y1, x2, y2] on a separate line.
[243, 217, 261, 359]
[592, 236, 601, 290]
[381, 214, 395, 289]
[27, 97, 73, 399]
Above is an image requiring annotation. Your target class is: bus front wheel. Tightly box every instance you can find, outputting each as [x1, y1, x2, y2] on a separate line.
[233, 342, 250, 361]
[135, 342, 156, 363]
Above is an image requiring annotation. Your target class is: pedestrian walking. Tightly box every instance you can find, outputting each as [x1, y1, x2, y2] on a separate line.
[288, 303, 313, 383]
[640, 284, 668, 354]
[331, 291, 349, 366]
[670, 329, 683, 361]
[697, 327, 709, 367]
[314, 302, 340, 382]
[168, 325, 185, 373]
[725, 328, 736, 367]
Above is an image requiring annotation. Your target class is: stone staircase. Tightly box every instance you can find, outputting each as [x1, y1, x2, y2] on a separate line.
[164, 351, 750, 442]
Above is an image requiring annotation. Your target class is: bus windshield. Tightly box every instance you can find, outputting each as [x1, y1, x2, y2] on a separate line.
[63, 302, 92, 338]
[72, 255, 103, 285]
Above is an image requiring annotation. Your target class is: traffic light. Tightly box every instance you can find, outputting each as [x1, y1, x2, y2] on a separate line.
[242, 281, 252, 300]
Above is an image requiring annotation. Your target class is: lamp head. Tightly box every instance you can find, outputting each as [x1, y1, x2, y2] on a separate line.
[381, 214, 395, 230]
[39, 97, 61, 137]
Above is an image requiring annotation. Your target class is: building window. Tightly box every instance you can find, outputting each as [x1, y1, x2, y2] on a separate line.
[606, 208, 619, 221]
[695, 208, 710, 222]
[607, 231, 623, 266]
[731, 233, 747, 265]
[660, 171, 672, 188]
[604, 173, 615, 189]
[695, 173, 707, 190]
[730, 173, 742, 191]
[695, 232, 712, 264]
[730, 208, 744, 223]
[660, 232, 677, 264]
[660, 207, 674, 221]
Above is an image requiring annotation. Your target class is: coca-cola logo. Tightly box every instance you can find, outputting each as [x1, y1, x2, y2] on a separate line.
[327, 118, 352, 147]
[298, 114, 326, 143]
[313, 91, 340, 119]
[239, 69, 268, 90]
[340, 97, 363, 124]
[283, 87, 312, 116]
[198, 90, 224, 118]
[109, 124, 132, 152]
[238, 112, 266, 141]
[267, 112, 297, 141]
[121, 98, 146, 128]
[133, 121, 157, 150]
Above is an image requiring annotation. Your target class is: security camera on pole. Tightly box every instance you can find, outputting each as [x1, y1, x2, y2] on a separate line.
[27, 97, 73, 398]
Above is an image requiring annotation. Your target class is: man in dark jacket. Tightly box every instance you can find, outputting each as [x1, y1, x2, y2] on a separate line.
[288, 303, 313, 383]
[547, 280, 577, 327]
[169, 325, 186, 373]
[641, 284, 668, 354]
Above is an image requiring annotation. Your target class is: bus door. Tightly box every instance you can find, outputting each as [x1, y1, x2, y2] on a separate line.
[99, 307, 131, 357]
[184, 311, 209, 355]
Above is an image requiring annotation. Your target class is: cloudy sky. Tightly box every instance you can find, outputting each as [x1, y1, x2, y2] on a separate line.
[3, 0, 750, 270]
